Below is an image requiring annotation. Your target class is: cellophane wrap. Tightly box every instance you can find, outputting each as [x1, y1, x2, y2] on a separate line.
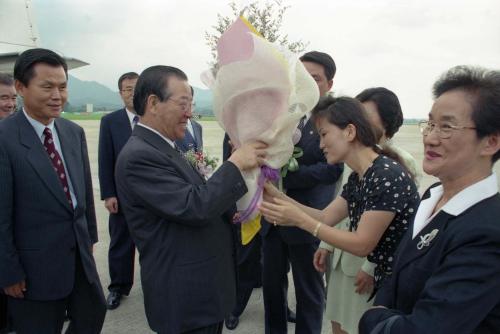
[202, 17, 319, 242]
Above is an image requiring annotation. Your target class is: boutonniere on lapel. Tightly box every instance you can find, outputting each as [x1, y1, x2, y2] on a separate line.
[417, 229, 439, 250]
[184, 149, 219, 179]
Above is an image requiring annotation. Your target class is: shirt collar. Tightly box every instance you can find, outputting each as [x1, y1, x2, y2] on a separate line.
[412, 173, 498, 238]
[136, 123, 175, 148]
[441, 173, 498, 216]
[23, 108, 55, 139]
[125, 108, 137, 125]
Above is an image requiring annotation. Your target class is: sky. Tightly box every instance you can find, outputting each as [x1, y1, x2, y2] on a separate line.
[31, 0, 500, 119]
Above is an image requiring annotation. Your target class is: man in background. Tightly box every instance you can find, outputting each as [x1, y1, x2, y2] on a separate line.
[0, 72, 16, 333]
[0, 73, 17, 120]
[0, 48, 105, 333]
[98, 71, 139, 310]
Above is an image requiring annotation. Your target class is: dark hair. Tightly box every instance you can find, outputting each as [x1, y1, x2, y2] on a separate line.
[433, 65, 500, 163]
[14, 48, 68, 86]
[133, 65, 188, 116]
[300, 51, 336, 81]
[118, 72, 139, 91]
[0, 73, 14, 86]
[356, 87, 403, 138]
[312, 95, 415, 178]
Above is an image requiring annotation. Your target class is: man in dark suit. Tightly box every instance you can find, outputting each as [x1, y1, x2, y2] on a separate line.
[98, 71, 139, 310]
[260, 51, 344, 334]
[0, 48, 106, 333]
[115, 65, 266, 334]
[0, 73, 16, 120]
[175, 86, 203, 153]
[0, 73, 16, 334]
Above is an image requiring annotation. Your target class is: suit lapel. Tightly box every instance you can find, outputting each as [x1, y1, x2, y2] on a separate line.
[134, 126, 205, 183]
[55, 119, 83, 208]
[396, 211, 452, 271]
[183, 130, 197, 151]
[119, 108, 133, 134]
[17, 113, 73, 212]
[193, 122, 202, 149]
[297, 118, 316, 150]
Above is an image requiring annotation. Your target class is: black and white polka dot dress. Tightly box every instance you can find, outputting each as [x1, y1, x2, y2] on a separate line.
[341, 155, 420, 289]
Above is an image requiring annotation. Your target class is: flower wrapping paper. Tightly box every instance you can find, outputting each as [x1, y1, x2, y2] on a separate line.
[203, 16, 319, 243]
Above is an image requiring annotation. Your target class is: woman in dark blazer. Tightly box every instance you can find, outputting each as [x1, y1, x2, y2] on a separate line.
[359, 66, 500, 333]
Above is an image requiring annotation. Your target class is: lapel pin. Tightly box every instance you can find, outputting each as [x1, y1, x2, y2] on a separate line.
[417, 229, 439, 250]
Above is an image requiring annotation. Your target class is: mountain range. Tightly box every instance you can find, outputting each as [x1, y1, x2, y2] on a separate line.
[67, 75, 214, 115]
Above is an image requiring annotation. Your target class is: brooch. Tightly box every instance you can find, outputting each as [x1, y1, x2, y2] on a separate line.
[417, 229, 439, 250]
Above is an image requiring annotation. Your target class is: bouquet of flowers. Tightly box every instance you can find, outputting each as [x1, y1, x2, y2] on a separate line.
[184, 149, 219, 179]
[202, 16, 319, 244]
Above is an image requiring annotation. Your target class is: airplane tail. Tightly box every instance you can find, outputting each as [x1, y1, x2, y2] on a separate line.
[0, 0, 40, 53]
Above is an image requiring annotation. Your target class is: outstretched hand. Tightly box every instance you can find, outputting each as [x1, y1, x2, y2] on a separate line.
[260, 196, 305, 227]
[262, 182, 284, 203]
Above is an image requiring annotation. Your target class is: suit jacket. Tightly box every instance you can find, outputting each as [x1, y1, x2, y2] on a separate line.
[115, 125, 247, 333]
[0, 112, 99, 300]
[360, 184, 500, 334]
[175, 119, 203, 153]
[261, 118, 344, 244]
[98, 108, 132, 200]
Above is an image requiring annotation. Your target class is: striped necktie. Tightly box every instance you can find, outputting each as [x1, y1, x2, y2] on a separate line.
[43, 127, 73, 208]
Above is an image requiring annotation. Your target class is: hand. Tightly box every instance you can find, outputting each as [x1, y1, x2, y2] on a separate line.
[313, 248, 330, 273]
[4, 280, 26, 298]
[104, 197, 118, 214]
[260, 197, 304, 227]
[228, 141, 267, 171]
[263, 182, 285, 203]
[354, 269, 374, 295]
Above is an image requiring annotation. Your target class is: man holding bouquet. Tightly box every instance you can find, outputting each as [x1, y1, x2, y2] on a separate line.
[115, 65, 266, 334]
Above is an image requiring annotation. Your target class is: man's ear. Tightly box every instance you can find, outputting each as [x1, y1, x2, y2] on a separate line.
[14, 80, 25, 97]
[146, 95, 159, 113]
[480, 133, 500, 160]
[327, 79, 333, 92]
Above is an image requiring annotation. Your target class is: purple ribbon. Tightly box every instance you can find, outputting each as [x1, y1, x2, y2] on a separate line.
[233, 166, 280, 224]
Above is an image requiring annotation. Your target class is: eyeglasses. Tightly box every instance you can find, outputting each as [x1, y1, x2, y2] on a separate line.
[167, 97, 194, 112]
[121, 88, 135, 94]
[418, 120, 476, 139]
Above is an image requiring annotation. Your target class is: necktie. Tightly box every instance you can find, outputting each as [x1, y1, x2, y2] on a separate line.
[132, 115, 139, 129]
[43, 127, 73, 208]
